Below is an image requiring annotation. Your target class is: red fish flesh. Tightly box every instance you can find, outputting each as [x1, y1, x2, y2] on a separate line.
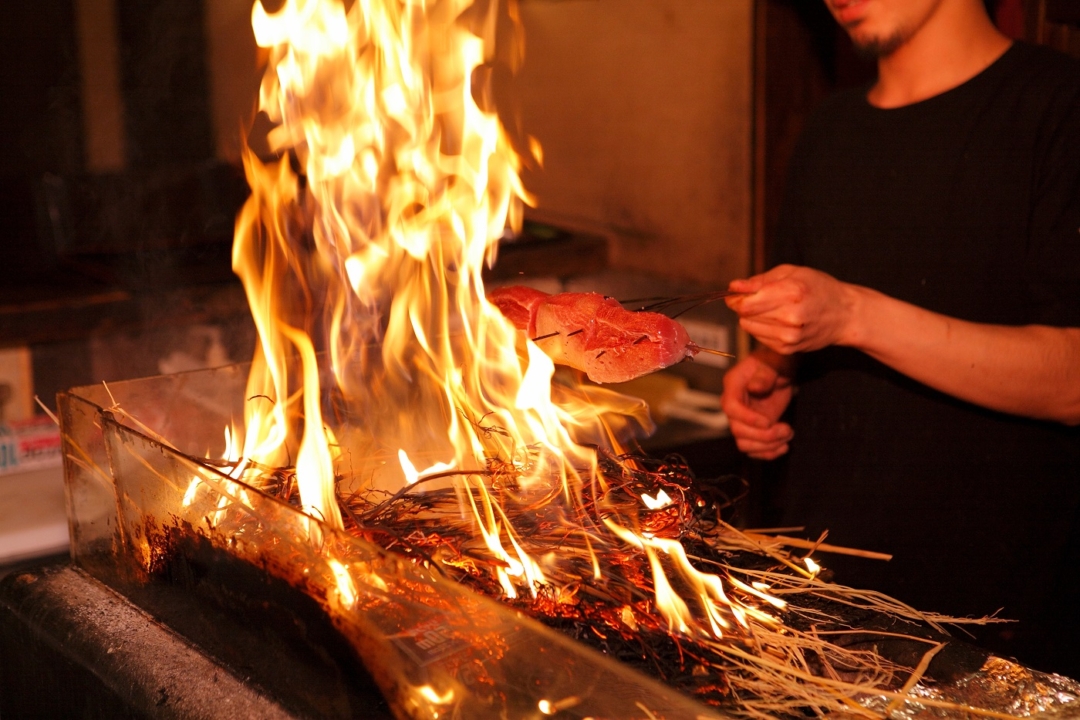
[488, 286, 697, 383]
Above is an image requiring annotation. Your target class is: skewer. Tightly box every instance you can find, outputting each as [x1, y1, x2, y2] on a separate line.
[742, 531, 894, 561]
[688, 342, 735, 359]
[620, 290, 747, 317]
[530, 335, 734, 360]
[530, 328, 583, 342]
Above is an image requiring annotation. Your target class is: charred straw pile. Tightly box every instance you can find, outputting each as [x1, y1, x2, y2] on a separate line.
[240, 438, 998, 719]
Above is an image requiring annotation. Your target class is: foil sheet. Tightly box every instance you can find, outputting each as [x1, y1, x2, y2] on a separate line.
[860, 656, 1080, 719]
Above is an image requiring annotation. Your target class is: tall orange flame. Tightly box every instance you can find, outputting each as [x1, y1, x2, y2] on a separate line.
[233, 0, 640, 555]
[229, 0, 785, 644]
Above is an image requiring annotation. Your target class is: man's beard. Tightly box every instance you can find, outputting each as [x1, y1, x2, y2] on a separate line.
[849, 26, 908, 59]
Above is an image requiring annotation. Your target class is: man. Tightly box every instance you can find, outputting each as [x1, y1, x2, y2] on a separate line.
[721, 0, 1080, 674]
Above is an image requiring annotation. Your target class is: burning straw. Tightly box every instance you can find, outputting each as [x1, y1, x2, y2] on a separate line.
[182, 424, 1006, 719]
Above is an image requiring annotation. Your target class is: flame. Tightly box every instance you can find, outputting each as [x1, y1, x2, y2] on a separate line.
[416, 684, 454, 706]
[538, 696, 581, 714]
[328, 558, 358, 608]
[641, 489, 672, 510]
[226, 0, 789, 652]
[604, 517, 785, 638]
[398, 449, 455, 485]
[233, 0, 638, 594]
[184, 425, 246, 507]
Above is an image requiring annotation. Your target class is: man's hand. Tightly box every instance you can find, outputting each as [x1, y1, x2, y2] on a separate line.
[721, 348, 796, 460]
[726, 264, 859, 355]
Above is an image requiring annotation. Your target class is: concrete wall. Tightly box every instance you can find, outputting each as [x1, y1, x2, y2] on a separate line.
[511, 0, 754, 285]
[203, 0, 261, 163]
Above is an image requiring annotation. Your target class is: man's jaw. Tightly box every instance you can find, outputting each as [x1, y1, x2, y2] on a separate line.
[829, 0, 909, 59]
[853, 31, 906, 59]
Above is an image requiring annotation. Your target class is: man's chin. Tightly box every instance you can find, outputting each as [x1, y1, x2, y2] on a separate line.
[851, 30, 907, 59]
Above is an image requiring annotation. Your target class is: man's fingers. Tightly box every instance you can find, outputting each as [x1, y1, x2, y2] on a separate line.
[729, 264, 796, 292]
[727, 277, 763, 294]
[733, 434, 790, 460]
[733, 283, 807, 321]
[746, 443, 790, 461]
[729, 264, 798, 296]
[722, 398, 772, 430]
[729, 419, 793, 444]
[756, 264, 798, 282]
[721, 363, 771, 428]
[738, 318, 802, 355]
[722, 346, 796, 462]
[745, 367, 778, 395]
[726, 352, 782, 397]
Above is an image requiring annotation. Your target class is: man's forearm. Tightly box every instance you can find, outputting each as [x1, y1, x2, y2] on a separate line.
[841, 284, 1080, 425]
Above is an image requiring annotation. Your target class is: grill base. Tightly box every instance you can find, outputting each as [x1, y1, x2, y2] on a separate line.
[0, 560, 389, 719]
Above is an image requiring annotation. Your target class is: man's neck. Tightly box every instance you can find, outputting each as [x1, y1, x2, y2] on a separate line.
[868, 2, 1012, 108]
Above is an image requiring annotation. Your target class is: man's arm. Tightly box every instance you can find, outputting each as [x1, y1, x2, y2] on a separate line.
[727, 264, 1080, 426]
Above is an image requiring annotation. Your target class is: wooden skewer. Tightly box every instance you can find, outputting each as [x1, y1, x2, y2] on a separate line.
[688, 343, 735, 359]
[745, 526, 807, 534]
[743, 532, 894, 561]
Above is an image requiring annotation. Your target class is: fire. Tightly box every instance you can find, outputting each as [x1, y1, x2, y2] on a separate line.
[538, 696, 581, 714]
[397, 448, 455, 485]
[234, 0, 585, 519]
[233, 0, 632, 595]
[642, 488, 673, 509]
[226, 0, 791, 658]
[328, 558, 358, 608]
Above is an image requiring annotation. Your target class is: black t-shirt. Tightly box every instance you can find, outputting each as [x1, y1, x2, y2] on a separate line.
[772, 42, 1080, 673]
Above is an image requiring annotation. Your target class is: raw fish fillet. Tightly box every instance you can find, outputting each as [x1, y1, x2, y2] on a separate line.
[488, 286, 697, 383]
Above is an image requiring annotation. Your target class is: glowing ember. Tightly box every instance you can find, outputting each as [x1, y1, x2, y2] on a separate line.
[538, 696, 581, 714]
[642, 489, 673, 509]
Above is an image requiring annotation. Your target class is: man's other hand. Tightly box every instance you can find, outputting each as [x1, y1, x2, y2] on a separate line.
[720, 348, 796, 460]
